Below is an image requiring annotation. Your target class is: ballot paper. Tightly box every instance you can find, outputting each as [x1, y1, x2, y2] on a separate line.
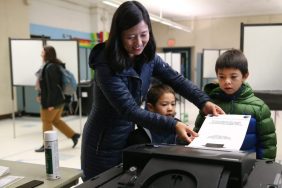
[0, 166, 9, 177]
[0, 175, 24, 187]
[188, 114, 251, 151]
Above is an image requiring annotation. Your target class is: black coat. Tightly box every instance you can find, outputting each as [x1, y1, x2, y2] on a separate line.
[40, 62, 64, 109]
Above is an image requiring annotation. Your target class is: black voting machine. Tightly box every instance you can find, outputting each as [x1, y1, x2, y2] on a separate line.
[77, 144, 282, 188]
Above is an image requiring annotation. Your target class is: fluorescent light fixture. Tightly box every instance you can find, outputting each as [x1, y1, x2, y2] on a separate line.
[102, 0, 192, 32]
[149, 14, 161, 22]
[149, 12, 191, 32]
[160, 20, 174, 27]
[102, 0, 119, 8]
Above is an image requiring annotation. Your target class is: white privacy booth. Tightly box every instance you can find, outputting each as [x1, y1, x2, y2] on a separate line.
[9, 39, 81, 138]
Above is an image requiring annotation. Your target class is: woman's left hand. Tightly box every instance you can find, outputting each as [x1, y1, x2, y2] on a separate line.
[202, 101, 225, 116]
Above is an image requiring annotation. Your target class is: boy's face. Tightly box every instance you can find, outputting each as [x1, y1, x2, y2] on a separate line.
[217, 68, 248, 95]
[147, 93, 176, 117]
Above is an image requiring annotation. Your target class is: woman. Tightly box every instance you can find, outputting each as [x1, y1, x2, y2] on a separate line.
[35, 45, 80, 152]
[81, 1, 224, 180]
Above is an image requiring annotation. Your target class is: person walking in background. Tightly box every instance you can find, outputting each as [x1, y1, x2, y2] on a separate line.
[35, 45, 80, 152]
[194, 49, 277, 160]
[81, 1, 224, 180]
[127, 84, 187, 145]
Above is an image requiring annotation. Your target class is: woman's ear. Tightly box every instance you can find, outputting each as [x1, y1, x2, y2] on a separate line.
[146, 103, 154, 112]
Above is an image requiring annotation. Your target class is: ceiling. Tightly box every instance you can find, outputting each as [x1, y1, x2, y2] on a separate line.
[61, 0, 282, 21]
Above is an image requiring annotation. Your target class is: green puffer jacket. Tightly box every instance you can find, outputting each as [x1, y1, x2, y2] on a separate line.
[194, 82, 277, 160]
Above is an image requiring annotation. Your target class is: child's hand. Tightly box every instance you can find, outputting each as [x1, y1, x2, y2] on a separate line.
[202, 101, 225, 116]
[35, 96, 41, 103]
[175, 122, 198, 143]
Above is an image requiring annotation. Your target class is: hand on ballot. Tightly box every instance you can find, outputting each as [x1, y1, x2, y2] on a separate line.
[202, 101, 225, 116]
[175, 121, 198, 143]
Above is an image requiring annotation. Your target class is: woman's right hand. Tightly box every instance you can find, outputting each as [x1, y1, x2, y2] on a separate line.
[175, 121, 198, 143]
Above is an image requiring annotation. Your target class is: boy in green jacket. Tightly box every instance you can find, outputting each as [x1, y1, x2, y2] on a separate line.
[194, 49, 277, 160]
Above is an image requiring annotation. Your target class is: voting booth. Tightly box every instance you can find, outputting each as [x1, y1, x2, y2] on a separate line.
[240, 23, 282, 124]
[9, 39, 80, 115]
[77, 115, 281, 188]
[77, 144, 282, 188]
[9, 39, 82, 137]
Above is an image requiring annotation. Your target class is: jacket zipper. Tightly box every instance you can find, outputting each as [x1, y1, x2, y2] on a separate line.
[96, 128, 106, 153]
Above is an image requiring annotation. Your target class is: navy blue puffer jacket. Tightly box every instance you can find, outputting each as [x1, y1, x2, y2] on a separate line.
[81, 43, 210, 180]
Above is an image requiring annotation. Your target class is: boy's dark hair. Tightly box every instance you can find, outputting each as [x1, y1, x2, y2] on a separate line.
[43, 45, 62, 64]
[147, 84, 176, 105]
[105, 1, 156, 72]
[215, 49, 248, 76]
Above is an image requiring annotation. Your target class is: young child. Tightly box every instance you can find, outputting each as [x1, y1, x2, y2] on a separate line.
[194, 49, 277, 160]
[127, 84, 185, 145]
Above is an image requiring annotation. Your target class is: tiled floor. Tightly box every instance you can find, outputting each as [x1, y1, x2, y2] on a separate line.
[0, 115, 85, 168]
[0, 102, 281, 187]
[0, 115, 86, 187]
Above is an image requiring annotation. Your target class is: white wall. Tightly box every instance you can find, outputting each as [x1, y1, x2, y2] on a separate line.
[29, 0, 114, 33]
[90, 6, 114, 32]
[0, 0, 29, 116]
[29, 0, 92, 32]
[152, 14, 282, 81]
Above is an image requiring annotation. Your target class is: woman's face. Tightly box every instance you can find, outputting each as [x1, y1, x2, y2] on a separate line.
[122, 20, 150, 58]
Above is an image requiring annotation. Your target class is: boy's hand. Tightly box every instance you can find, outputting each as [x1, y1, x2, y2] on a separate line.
[202, 101, 225, 116]
[175, 122, 198, 143]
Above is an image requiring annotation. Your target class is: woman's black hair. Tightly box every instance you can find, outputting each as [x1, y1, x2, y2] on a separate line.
[43, 45, 62, 64]
[215, 49, 248, 76]
[105, 1, 156, 72]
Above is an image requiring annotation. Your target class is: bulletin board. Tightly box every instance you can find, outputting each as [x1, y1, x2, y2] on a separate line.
[9, 39, 79, 86]
[202, 49, 220, 78]
[46, 40, 79, 83]
[9, 39, 43, 86]
[171, 53, 181, 74]
[241, 23, 282, 90]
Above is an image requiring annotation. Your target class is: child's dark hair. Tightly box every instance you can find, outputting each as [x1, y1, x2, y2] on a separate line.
[147, 84, 175, 105]
[215, 49, 248, 76]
